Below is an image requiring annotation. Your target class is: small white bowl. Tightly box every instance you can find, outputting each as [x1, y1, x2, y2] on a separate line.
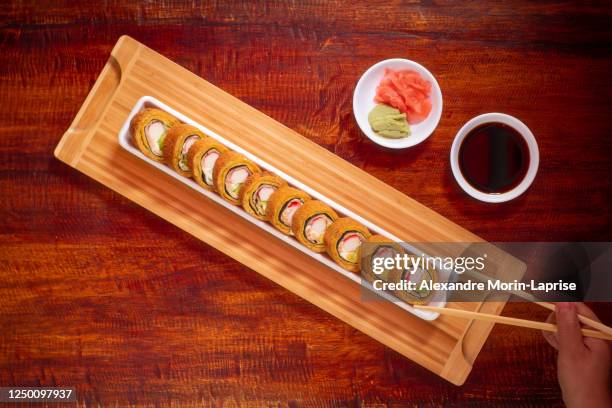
[450, 113, 539, 203]
[353, 58, 443, 149]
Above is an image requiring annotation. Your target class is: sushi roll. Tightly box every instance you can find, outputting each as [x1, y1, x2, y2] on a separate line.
[396, 256, 437, 304]
[188, 138, 229, 190]
[266, 186, 311, 235]
[324, 217, 371, 273]
[291, 200, 338, 252]
[240, 172, 287, 220]
[130, 108, 179, 162]
[359, 235, 405, 282]
[162, 124, 205, 177]
[360, 235, 436, 304]
[213, 151, 261, 205]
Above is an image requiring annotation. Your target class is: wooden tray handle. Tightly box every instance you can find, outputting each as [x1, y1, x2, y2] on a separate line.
[55, 36, 140, 165]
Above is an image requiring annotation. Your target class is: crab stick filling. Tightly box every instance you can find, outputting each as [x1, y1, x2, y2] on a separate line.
[251, 184, 277, 216]
[224, 165, 251, 198]
[280, 198, 304, 227]
[178, 135, 200, 171]
[201, 149, 221, 185]
[372, 246, 397, 266]
[144, 120, 167, 156]
[337, 231, 366, 263]
[304, 214, 333, 244]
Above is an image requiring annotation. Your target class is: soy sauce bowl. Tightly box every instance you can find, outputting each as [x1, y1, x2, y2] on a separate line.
[450, 113, 539, 203]
[353, 58, 443, 149]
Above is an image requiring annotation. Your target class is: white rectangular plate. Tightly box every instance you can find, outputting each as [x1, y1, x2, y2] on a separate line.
[118, 96, 449, 320]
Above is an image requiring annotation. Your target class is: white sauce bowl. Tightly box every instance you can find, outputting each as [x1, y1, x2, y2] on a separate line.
[450, 113, 539, 203]
[353, 58, 443, 149]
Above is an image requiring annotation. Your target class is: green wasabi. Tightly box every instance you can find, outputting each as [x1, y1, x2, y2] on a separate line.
[367, 104, 411, 139]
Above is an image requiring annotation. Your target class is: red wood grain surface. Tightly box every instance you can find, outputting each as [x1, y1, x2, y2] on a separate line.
[1, 1, 611, 406]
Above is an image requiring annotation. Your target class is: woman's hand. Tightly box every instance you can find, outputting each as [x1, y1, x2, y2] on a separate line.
[543, 302, 611, 408]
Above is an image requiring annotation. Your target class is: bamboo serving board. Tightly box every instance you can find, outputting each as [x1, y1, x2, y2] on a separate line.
[55, 35, 516, 385]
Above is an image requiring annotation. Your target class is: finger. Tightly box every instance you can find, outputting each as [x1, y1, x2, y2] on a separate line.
[546, 310, 557, 325]
[556, 302, 586, 354]
[542, 312, 559, 350]
[542, 330, 559, 350]
[573, 302, 602, 323]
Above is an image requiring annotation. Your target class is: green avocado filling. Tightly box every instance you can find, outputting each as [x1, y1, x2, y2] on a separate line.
[249, 183, 276, 216]
[402, 268, 433, 299]
[179, 156, 188, 170]
[157, 133, 166, 152]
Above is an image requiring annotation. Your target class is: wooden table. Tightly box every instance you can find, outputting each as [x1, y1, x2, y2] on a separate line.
[1, 1, 611, 406]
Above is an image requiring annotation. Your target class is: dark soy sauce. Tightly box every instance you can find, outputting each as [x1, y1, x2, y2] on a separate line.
[459, 123, 530, 194]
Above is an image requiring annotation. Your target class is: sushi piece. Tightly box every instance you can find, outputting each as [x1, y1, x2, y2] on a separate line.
[130, 108, 179, 162]
[396, 256, 437, 304]
[162, 124, 205, 177]
[359, 234, 405, 282]
[291, 200, 338, 252]
[240, 172, 287, 220]
[266, 186, 311, 235]
[213, 151, 261, 204]
[188, 138, 229, 190]
[360, 235, 436, 304]
[324, 217, 371, 273]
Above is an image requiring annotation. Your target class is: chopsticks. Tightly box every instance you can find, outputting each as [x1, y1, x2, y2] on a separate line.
[464, 269, 612, 337]
[413, 304, 612, 341]
[534, 301, 612, 337]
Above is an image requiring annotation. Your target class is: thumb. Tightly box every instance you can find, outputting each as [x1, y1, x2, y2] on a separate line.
[556, 302, 586, 355]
